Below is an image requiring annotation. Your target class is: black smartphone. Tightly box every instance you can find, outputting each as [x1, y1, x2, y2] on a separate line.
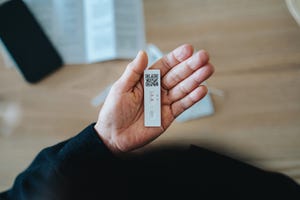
[0, 0, 63, 83]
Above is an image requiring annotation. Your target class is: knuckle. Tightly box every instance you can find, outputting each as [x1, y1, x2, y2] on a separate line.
[161, 55, 173, 70]
[179, 83, 189, 95]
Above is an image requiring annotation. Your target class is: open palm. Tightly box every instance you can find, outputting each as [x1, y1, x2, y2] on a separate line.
[95, 44, 214, 153]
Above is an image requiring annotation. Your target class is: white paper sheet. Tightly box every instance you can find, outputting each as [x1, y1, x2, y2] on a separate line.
[23, 0, 145, 64]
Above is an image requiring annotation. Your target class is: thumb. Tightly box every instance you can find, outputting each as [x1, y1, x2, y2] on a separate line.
[118, 51, 148, 92]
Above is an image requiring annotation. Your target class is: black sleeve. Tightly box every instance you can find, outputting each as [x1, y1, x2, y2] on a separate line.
[128, 145, 300, 199]
[1, 125, 300, 200]
[0, 123, 120, 200]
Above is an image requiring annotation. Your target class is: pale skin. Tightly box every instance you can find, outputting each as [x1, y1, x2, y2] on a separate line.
[94, 44, 214, 154]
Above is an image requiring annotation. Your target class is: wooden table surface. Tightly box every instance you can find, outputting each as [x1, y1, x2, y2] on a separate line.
[1, 0, 300, 191]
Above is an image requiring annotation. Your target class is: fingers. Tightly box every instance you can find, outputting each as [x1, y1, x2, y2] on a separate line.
[171, 85, 208, 118]
[150, 44, 194, 76]
[167, 63, 214, 103]
[118, 51, 148, 92]
[162, 50, 209, 90]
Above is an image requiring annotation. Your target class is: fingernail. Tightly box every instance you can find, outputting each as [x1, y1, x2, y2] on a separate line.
[133, 51, 142, 63]
[137, 50, 143, 58]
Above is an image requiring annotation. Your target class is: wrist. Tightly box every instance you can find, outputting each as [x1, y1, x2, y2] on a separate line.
[93, 123, 121, 154]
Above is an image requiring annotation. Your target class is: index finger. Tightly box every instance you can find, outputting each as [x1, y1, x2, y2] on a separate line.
[149, 44, 194, 76]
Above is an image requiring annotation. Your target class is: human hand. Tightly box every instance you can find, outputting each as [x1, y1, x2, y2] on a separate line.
[94, 44, 214, 154]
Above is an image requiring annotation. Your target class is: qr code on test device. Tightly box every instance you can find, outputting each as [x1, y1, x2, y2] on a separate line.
[145, 74, 159, 87]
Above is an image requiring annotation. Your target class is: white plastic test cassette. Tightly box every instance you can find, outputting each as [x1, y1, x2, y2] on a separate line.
[144, 69, 161, 127]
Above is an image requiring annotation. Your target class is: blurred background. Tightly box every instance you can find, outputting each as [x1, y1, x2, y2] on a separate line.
[1, 0, 300, 190]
